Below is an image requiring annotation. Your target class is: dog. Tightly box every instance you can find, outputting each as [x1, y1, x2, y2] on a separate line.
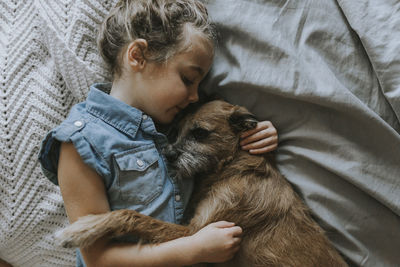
[55, 100, 347, 266]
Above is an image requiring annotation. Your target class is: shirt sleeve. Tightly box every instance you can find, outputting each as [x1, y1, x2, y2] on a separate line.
[38, 116, 110, 186]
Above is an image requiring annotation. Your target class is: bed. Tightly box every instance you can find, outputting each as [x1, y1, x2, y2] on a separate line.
[0, 0, 399, 266]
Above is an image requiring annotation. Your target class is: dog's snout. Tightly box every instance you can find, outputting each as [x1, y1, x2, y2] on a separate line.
[164, 145, 180, 163]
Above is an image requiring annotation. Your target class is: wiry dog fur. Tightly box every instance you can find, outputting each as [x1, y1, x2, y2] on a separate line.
[55, 100, 347, 267]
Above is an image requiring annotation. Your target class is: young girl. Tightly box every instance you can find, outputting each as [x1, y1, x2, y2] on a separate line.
[39, 0, 278, 266]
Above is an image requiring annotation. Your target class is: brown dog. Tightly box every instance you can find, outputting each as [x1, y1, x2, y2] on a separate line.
[56, 100, 347, 266]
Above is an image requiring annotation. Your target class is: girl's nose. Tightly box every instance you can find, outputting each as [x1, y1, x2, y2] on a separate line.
[188, 88, 199, 103]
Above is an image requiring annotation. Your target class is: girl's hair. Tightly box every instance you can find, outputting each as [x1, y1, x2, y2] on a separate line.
[98, 0, 216, 78]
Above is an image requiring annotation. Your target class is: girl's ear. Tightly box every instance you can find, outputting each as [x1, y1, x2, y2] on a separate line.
[127, 39, 148, 71]
[229, 106, 258, 134]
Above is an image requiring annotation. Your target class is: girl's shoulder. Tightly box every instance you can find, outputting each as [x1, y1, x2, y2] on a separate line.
[38, 100, 160, 187]
[51, 102, 90, 141]
[38, 101, 112, 185]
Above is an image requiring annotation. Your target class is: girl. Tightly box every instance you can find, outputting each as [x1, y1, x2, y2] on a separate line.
[39, 0, 278, 266]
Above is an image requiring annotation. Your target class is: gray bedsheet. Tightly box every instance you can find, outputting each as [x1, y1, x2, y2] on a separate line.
[202, 0, 400, 266]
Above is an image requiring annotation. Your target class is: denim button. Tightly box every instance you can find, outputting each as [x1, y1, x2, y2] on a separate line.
[142, 114, 148, 120]
[136, 159, 144, 167]
[74, 120, 83, 127]
[175, 195, 181, 201]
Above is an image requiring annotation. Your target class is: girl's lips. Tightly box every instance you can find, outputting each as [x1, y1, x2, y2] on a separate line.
[177, 103, 190, 110]
[172, 106, 182, 115]
[168, 106, 181, 113]
[176, 105, 186, 112]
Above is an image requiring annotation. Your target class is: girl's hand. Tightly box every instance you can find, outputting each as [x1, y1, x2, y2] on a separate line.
[240, 121, 278, 154]
[189, 221, 242, 263]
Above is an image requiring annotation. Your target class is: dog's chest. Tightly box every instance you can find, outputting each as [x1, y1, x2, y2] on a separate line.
[192, 174, 269, 228]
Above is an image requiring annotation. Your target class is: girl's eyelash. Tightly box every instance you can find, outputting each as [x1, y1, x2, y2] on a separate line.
[182, 76, 194, 86]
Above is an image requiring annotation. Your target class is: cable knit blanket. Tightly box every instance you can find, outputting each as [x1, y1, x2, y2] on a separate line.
[0, 0, 116, 265]
[1, 0, 400, 266]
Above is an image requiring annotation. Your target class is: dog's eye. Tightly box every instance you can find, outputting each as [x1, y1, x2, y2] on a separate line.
[191, 127, 210, 141]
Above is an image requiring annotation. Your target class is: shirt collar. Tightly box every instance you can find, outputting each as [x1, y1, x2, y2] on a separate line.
[85, 83, 143, 139]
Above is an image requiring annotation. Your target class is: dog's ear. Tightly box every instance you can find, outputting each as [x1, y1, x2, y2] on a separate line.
[229, 106, 258, 133]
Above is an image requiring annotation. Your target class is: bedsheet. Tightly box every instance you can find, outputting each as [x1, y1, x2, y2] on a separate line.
[202, 0, 400, 266]
[0, 0, 399, 266]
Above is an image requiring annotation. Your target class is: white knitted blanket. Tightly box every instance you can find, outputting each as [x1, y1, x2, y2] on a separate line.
[0, 0, 117, 265]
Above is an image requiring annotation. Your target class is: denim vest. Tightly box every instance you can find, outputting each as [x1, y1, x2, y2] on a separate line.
[38, 83, 194, 266]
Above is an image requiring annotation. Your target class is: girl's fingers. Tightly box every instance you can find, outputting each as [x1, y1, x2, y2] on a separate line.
[240, 121, 272, 139]
[212, 221, 235, 228]
[232, 237, 242, 244]
[241, 136, 278, 150]
[248, 144, 278, 154]
[240, 120, 278, 154]
[240, 129, 270, 146]
[241, 128, 277, 147]
[229, 226, 243, 237]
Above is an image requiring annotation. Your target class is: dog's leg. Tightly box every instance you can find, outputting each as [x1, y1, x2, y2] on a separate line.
[55, 209, 190, 248]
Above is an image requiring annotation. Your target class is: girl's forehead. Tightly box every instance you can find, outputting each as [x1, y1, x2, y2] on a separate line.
[178, 27, 214, 57]
[174, 36, 214, 68]
[180, 23, 214, 51]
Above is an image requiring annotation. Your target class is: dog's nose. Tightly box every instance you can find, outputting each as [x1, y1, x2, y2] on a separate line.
[164, 145, 179, 163]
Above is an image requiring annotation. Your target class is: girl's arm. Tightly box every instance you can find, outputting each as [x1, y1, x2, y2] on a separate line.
[240, 120, 278, 154]
[58, 142, 241, 267]
[0, 258, 13, 267]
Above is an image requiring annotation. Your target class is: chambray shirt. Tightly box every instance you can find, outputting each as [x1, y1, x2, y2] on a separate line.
[39, 83, 193, 266]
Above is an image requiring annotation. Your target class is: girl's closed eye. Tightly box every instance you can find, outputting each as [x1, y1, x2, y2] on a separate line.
[181, 75, 195, 86]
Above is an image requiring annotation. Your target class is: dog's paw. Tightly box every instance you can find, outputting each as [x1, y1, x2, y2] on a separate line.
[54, 214, 111, 248]
[54, 228, 81, 248]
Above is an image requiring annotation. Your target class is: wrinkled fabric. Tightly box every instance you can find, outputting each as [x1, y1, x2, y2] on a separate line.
[202, 0, 400, 266]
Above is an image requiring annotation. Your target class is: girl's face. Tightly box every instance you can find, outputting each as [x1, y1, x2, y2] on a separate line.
[135, 35, 214, 124]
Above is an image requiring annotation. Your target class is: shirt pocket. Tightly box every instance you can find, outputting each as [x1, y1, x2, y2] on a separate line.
[114, 144, 164, 205]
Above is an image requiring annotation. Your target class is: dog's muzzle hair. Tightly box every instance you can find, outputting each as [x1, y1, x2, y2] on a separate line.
[164, 142, 218, 179]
